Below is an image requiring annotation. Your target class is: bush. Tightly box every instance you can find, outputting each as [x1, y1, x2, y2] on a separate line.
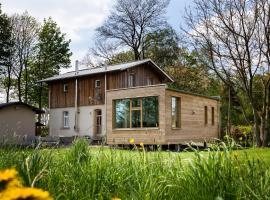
[230, 125, 253, 146]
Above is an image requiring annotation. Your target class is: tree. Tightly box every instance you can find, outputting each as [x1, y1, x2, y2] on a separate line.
[183, 0, 270, 146]
[29, 18, 71, 118]
[10, 12, 39, 102]
[0, 4, 13, 102]
[143, 26, 180, 68]
[96, 0, 170, 60]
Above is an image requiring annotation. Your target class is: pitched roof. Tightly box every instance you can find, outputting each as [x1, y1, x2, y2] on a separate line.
[39, 59, 174, 83]
[0, 102, 45, 114]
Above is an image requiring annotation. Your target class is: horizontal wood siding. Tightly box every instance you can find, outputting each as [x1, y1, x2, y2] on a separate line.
[164, 90, 220, 143]
[106, 85, 167, 145]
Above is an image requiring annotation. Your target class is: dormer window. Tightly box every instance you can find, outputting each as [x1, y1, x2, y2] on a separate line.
[63, 83, 68, 93]
[95, 80, 101, 88]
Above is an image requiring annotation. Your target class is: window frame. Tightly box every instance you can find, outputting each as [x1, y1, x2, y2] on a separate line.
[113, 96, 159, 129]
[211, 107, 215, 125]
[171, 96, 181, 129]
[63, 83, 68, 93]
[204, 106, 208, 125]
[63, 111, 69, 128]
[95, 80, 101, 88]
[128, 73, 136, 87]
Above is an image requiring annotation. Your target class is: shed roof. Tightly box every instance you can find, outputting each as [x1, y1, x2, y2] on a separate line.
[39, 59, 174, 83]
[0, 102, 45, 114]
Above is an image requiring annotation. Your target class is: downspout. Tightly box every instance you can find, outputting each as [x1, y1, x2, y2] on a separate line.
[75, 60, 79, 135]
[104, 65, 107, 139]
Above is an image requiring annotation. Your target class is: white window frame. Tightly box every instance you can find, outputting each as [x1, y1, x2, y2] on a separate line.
[128, 74, 135, 87]
[95, 80, 101, 88]
[63, 111, 69, 128]
[63, 83, 68, 93]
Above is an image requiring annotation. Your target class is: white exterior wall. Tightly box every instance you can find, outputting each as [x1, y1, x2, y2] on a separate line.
[49, 105, 106, 137]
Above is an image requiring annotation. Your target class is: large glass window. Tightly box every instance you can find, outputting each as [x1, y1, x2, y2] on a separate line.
[113, 96, 159, 129]
[143, 96, 159, 127]
[115, 99, 130, 128]
[172, 97, 181, 128]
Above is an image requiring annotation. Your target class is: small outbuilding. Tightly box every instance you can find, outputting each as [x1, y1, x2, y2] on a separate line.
[0, 102, 44, 144]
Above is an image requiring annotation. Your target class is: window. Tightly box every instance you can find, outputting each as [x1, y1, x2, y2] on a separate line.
[114, 99, 130, 128]
[95, 80, 101, 88]
[204, 106, 208, 125]
[211, 107, 215, 125]
[63, 111, 69, 128]
[63, 83, 68, 93]
[146, 77, 154, 85]
[171, 97, 181, 128]
[128, 74, 135, 87]
[113, 96, 159, 129]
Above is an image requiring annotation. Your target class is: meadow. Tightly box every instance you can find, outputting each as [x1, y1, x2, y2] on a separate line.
[0, 140, 270, 200]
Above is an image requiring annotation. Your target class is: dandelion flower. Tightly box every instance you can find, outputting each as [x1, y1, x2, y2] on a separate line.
[0, 168, 21, 191]
[0, 187, 53, 200]
[112, 197, 121, 200]
[129, 138, 135, 144]
[139, 142, 144, 147]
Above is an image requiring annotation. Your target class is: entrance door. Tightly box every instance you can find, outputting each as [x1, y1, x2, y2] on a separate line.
[94, 109, 102, 135]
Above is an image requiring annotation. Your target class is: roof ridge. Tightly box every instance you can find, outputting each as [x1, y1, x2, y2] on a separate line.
[61, 59, 152, 75]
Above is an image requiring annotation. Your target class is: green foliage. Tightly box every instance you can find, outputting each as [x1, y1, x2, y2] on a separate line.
[0, 4, 12, 68]
[28, 17, 71, 108]
[0, 144, 269, 199]
[144, 27, 180, 68]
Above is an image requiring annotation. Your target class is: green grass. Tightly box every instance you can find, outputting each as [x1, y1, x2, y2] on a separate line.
[0, 140, 270, 200]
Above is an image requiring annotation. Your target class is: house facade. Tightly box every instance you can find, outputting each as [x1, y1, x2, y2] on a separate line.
[42, 59, 220, 145]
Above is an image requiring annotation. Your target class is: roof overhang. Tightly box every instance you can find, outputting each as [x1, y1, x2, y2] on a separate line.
[39, 59, 174, 83]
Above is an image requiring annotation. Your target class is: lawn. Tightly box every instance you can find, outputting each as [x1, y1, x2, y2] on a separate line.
[0, 140, 270, 200]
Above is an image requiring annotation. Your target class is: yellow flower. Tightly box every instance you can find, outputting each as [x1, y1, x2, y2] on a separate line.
[239, 137, 243, 141]
[0, 187, 53, 200]
[129, 138, 135, 144]
[112, 197, 121, 200]
[139, 142, 144, 147]
[0, 168, 21, 191]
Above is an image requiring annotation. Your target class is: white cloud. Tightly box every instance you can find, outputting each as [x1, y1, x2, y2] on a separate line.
[1, 0, 114, 70]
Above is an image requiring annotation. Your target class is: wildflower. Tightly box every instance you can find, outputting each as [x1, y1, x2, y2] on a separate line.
[112, 197, 121, 200]
[129, 138, 134, 144]
[0, 168, 21, 191]
[139, 142, 144, 147]
[0, 187, 53, 200]
[239, 137, 243, 141]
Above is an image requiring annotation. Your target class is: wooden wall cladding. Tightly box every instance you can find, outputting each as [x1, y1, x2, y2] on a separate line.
[49, 79, 75, 108]
[107, 64, 165, 90]
[49, 63, 168, 108]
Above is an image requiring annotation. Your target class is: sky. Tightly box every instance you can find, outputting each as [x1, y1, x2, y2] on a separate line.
[1, 0, 192, 71]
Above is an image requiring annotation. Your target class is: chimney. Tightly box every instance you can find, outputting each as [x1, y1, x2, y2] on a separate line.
[75, 60, 79, 75]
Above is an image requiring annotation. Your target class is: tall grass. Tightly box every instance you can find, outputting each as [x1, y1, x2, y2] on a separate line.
[0, 140, 269, 199]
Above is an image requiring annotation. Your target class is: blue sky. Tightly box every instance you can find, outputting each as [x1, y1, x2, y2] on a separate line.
[1, 0, 192, 70]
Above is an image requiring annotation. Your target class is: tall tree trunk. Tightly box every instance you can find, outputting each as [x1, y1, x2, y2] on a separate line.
[263, 84, 270, 146]
[253, 108, 262, 146]
[133, 48, 140, 60]
[5, 66, 12, 103]
[17, 71, 22, 102]
[24, 62, 28, 103]
[38, 82, 43, 123]
[227, 86, 231, 136]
